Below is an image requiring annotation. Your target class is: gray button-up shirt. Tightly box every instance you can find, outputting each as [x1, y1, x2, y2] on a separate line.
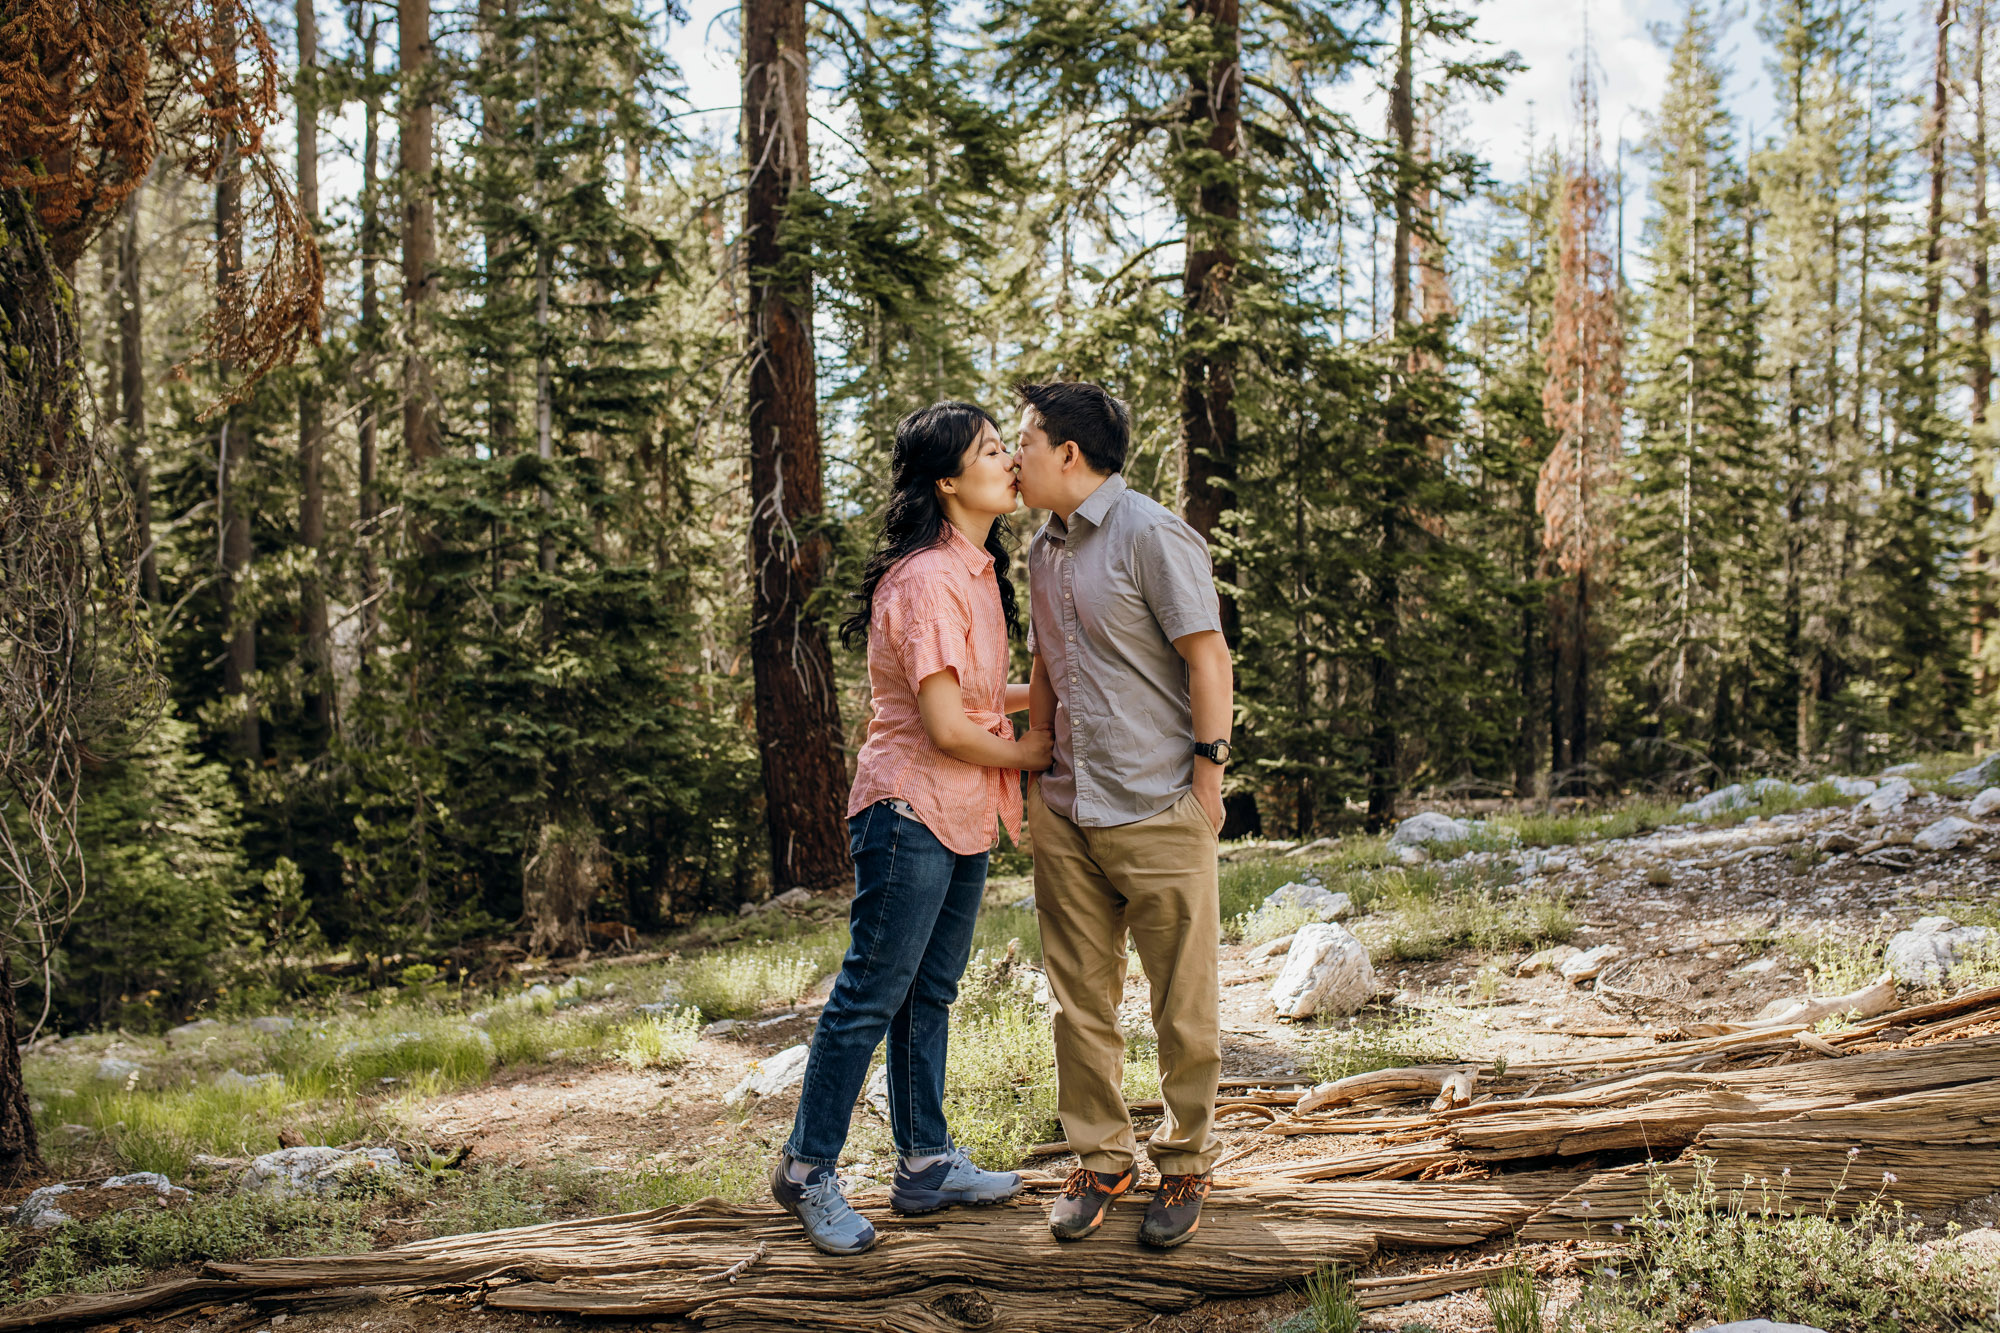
[1028, 473, 1223, 828]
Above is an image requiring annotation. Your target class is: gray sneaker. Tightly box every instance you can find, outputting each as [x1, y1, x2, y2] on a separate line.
[771, 1156, 877, 1255]
[890, 1146, 1024, 1215]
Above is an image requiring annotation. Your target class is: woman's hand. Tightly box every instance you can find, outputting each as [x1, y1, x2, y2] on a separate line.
[1015, 723, 1054, 772]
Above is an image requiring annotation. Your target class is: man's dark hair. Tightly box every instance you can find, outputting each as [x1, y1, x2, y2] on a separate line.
[1014, 381, 1130, 475]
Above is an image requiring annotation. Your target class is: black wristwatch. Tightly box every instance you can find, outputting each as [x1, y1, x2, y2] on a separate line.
[1193, 739, 1232, 765]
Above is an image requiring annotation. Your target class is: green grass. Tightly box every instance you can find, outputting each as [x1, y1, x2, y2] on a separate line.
[1576, 1157, 2000, 1332]
[970, 899, 1042, 964]
[1298, 1261, 1364, 1333]
[669, 926, 846, 1019]
[1230, 900, 1320, 947]
[612, 1008, 701, 1070]
[4, 1193, 377, 1306]
[1357, 866, 1574, 963]
[1301, 1014, 1462, 1084]
[1485, 1266, 1543, 1333]
[1698, 779, 1858, 828]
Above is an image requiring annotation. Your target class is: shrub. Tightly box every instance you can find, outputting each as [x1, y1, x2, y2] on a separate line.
[1485, 1265, 1543, 1333]
[671, 929, 845, 1019]
[613, 1008, 701, 1070]
[1295, 1261, 1363, 1333]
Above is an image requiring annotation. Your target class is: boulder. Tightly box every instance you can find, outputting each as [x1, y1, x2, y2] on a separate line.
[15, 1184, 79, 1228]
[1856, 777, 1914, 817]
[1827, 776, 1878, 797]
[214, 1069, 282, 1091]
[1259, 882, 1353, 922]
[725, 1043, 812, 1105]
[771, 887, 813, 911]
[242, 1146, 403, 1197]
[1678, 783, 1750, 819]
[93, 1056, 143, 1083]
[1515, 945, 1581, 977]
[1913, 815, 1980, 852]
[1560, 944, 1624, 984]
[1268, 924, 1377, 1020]
[1972, 787, 2000, 819]
[1947, 755, 2000, 792]
[1886, 916, 1995, 985]
[1388, 812, 1474, 847]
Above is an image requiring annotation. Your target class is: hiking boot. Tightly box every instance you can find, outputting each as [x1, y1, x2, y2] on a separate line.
[1047, 1166, 1134, 1240]
[770, 1155, 877, 1256]
[1138, 1172, 1211, 1248]
[891, 1147, 1025, 1215]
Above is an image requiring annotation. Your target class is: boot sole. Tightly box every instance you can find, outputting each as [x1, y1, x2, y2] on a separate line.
[1138, 1218, 1200, 1248]
[890, 1183, 1025, 1215]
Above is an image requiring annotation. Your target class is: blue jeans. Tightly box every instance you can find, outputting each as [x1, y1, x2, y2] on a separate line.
[785, 801, 987, 1167]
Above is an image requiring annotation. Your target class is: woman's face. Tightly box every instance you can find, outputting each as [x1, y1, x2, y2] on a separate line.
[940, 420, 1019, 518]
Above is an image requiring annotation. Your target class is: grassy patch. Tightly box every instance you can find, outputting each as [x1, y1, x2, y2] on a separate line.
[970, 900, 1042, 965]
[4, 1193, 377, 1306]
[612, 1008, 701, 1071]
[669, 926, 846, 1019]
[1570, 1158, 1999, 1332]
[1699, 780, 1858, 828]
[1230, 900, 1320, 947]
[1301, 1015, 1461, 1084]
[1357, 866, 1574, 963]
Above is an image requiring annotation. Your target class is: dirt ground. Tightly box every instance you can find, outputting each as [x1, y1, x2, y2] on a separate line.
[50, 785, 2000, 1332]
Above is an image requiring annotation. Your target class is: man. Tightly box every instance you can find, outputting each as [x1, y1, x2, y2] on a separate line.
[1010, 380, 1233, 1248]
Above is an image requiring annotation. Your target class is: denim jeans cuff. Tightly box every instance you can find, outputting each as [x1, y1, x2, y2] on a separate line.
[898, 1141, 956, 1160]
[782, 1142, 842, 1170]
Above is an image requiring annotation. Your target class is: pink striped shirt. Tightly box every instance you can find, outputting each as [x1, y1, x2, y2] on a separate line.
[847, 525, 1023, 855]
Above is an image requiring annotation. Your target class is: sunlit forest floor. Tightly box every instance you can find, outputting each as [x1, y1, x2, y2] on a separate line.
[15, 757, 2000, 1329]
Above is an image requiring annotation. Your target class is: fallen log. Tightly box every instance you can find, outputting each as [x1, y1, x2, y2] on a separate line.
[0, 1178, 1582, 1332]
[1676, 973, 1896, 1040]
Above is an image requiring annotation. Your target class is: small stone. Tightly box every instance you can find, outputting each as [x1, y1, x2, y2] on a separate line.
[93, 1056, 143, 1082]
[1946, 754, 2000, 792]
[1973, 787, 2000, 819]
[167, 1018, 224, 1039]
[1914, 816, 1980, 852]
[1388, 812, 1475, 847]
[1515, 945, 1581, 977]
[725, 1043, 812, 1105]
[1246, 933, 1296, 962]
[249, 1016, 295, 1034]
[241, 1146, 403, 1197]
[701, 1019, 741, 1038]
[1259, 882, 1353, 921]
[1856, 778, 1914, 818]
[1817, 830, 1862, 854]
[15, 1184, 80, 1228]
[1560, 944, 1624, 984]
[771, 887, 813, 911]
[1828, 776, 1878, 797]
[214, 1069, 282, 1091]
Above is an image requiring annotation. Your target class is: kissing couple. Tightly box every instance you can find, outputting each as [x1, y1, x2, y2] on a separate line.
[770, 381, 1235, 1255]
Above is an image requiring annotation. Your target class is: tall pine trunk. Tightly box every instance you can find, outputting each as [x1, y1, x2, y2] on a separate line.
[297, 0, 331, 738]
[400, 0, 439, 463]
[216, 111, 260, 761]
[742, 0, 851, 892]
[1975, 0, 1996, 700]
[1177, 0, 1240, 640]
[118, 186, 156, 605]
[356, 10, 384, 663]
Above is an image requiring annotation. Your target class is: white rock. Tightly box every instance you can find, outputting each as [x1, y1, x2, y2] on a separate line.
[1732, 957, 1779, 976]
[1246, 933, 1296, 962]
[242, 1146, 403, 1197]
[1971, 787, 2000, 819]
[214, 1069, 282, 1091]
[1828, 776, 1878, 797]
[1560, 944, 1625, 984]
[1260, 883, 1353, 921]
[725, 1043, 812, 1105]
[93, 1056, 143, 1082]
[168, 1018, 224, 1039]
[1882, 762, 1926, 778]
[1678, 784, 1749, 819]
[1515, 945, 1581, 977]
[249, 1016, 295, 1034]
[1388, 812, 1474, 846]
[102, 1172, 186, 1200]
[1517, 849, 1570, 877]
[864, 1065, 890, 1118]
[1947, 755, 2000, 792]
[1856, 777, 1914, 817]
[1268, 924, 1377, 1020]
[771, 887, 813, 911]
[15, 1184, 79, 1228]
[1394, 844, 1428, 865]
[702, 1019, 742, 1038]
[1886, 915, 1995, 985]
[1914, 816, 1980, 852]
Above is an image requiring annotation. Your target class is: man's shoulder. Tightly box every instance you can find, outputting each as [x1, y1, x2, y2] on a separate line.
[1106, 485, 1207, 550]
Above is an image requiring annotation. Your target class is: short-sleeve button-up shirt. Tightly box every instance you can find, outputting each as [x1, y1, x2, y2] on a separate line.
[1028, 473, 1223, 828]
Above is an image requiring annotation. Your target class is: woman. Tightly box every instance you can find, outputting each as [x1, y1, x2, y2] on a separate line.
[771, 401, 1052, 1256]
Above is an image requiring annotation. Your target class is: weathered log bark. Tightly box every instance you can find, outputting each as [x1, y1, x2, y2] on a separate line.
[741, 0, 851, 893]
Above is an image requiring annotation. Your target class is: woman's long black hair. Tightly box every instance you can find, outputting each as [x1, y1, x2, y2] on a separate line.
[840, 401, 1021, 648]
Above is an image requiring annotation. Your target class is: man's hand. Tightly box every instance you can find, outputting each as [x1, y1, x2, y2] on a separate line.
[1193, 766, 1224, 835]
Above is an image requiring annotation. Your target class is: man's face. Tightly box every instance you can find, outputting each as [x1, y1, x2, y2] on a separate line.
[1012, 405, 1062, 510]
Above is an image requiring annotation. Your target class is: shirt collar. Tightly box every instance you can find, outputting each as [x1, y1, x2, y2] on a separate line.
[943, 522, 995, 575]
[1045, 473, 1127, 542]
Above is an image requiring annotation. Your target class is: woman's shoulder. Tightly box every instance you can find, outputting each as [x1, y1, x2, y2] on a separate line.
[876, 543, 974, 623]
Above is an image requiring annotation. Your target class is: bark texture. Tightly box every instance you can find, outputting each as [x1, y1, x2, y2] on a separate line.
[741, 0, 851, 892]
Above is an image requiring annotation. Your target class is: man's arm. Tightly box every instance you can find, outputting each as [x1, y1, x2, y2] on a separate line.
[1004, 682, 1031, 714]
[1173, 629, 1232, 834]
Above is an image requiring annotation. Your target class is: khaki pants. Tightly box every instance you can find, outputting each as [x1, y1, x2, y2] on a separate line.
[1028, 783, 1221, 1177]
